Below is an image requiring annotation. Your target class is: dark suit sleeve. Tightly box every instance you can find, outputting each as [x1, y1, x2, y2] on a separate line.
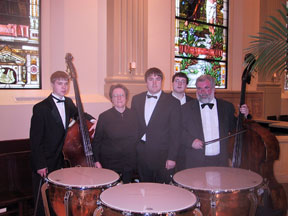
[228, 102, 237, 131]
[186, 95, 194, 102]
[167, 97, 182, 161]
[30, 104, 48, 171]
[181, 102, 200, 148]
[131, 94, 145, 140]
[66, 97, 95, 121]
[66, 97, 95, 123]
[91, 113, 104, 162]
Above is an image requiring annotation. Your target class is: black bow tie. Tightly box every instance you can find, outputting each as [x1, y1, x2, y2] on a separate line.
[201, 103, 214, 109]
[52, 95, 65, 103]
[147, 94, 157, 99]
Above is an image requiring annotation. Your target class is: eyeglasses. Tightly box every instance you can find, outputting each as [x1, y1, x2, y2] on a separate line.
[174, 79, 186, 84]
[112, 94, 125, 98]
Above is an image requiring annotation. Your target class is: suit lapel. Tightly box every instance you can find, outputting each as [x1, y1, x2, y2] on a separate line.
[147, 92, 164, 127]
[48, 94, 65, 129]
[139, 93, 147, 128]
[216, 98, 225, 139]
[64, 97, 70, 129]
[193, 100, 204, 140]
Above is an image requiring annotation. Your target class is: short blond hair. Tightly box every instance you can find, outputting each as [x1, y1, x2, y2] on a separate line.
[50, 71, 69, 83]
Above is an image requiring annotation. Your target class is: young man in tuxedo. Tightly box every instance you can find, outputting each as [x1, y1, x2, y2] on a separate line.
[171, 72, 193, 170]
[171, 72, 193, 105]
[131, 67, 181, 183]
[181, 74, 249, 168]
[30, 71, 96, 215]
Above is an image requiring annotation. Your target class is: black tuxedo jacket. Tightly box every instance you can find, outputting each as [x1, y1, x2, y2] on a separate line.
[170, 92, 193, 104]
[131, 91, 181, 169]
[30, 94, 93, 173]
[186, 95, 193, 103]
[181, 98, 236, 168]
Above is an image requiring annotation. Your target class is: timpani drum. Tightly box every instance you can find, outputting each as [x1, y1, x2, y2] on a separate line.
[173, 167, 263, 216]
[43, 167, 120, 216]
[97, 183, 202, 216]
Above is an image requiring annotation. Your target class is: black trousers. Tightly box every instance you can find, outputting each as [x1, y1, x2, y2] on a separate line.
[138, 165, 174, 184]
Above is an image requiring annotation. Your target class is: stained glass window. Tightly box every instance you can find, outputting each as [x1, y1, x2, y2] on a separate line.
[285, 0, 288, 90]
[175, 0, 228, 88]
[0, 0, 40, 89]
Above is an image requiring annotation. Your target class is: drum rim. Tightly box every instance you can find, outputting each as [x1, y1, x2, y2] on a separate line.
[46, 178, 120, 190]
[100, 199, 198, 215]
[99, 182, 199, 214]
[47, 167, 120, 188]
[173, 180, 263, 194]
[172, 167, 263, 192]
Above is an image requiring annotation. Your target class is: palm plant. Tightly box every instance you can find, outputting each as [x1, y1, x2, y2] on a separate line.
[245, 3, 288, 79]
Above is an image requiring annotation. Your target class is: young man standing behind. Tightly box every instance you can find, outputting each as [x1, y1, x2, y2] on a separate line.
[171, 72, 193, 105]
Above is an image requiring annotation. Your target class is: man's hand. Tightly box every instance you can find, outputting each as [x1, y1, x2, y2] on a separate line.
[166, 160, 176, 170]
[95, 161, 102, 168]
[37, 168, 48, 178]
[192, 138, 204, 149]
[89, 119, 97, 138]
[239, 104, 249, 118]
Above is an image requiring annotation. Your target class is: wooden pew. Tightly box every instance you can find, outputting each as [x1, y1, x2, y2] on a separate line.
[0, 139, 34, 216]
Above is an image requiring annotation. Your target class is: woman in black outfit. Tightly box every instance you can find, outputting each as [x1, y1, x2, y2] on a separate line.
[92, 84, 138, 183]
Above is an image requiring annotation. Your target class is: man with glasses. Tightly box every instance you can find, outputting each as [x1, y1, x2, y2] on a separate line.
[171, 72, 193, 105]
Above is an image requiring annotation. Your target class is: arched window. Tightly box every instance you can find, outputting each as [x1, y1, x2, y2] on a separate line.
[174, 0, 228, 88]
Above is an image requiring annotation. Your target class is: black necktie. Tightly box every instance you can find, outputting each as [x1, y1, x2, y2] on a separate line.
[201, 103, 214, 109]
[52, 95, 65, 103]
[147, 94, 157, 99]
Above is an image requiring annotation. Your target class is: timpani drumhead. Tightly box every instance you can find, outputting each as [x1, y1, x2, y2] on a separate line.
[47, 167, 120, 188]
[173, 167, 263, 192]
[100, 183, 197, 214]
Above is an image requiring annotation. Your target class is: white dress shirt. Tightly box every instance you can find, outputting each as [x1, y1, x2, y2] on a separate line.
[141, 91, 162, 141]
[172, 92, 186, 105]
[52, 93, 66, 129]
[199, 98, 220, 156]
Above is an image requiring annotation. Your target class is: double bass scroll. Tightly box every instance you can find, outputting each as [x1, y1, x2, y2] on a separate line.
[63, 53, 95, 167]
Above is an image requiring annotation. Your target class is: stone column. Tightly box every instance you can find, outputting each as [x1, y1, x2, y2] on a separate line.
[105, 0, 148, 106]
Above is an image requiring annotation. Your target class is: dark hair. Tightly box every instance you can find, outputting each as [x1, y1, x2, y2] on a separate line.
[196, 74, 215, 88]
[144, 67, 163, 82]
[109, 84, 129, 100]
[50, 71, 69, 83]
[172, 72, 189, 84]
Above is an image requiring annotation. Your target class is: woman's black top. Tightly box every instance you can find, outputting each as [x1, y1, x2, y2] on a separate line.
[92, 107, 138, 174]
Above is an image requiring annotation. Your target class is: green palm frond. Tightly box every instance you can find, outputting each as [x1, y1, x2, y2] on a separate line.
[245, 3, 288, 79]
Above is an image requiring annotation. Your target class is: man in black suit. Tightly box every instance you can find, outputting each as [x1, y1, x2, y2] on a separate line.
[30, 71, 96, 215]
[181, 74, 249, 168]
[131, 67, 181, 183]
[171, 72, 193, 105]
[171, 72, 193, 171]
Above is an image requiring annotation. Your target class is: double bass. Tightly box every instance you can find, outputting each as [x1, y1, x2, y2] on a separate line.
[231, 53, 287, 215]
[63, 53, 95, 167]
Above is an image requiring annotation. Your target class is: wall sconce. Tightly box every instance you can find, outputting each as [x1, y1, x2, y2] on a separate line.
[128, 62, 136, 73]
[272, 72, 278, 82]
